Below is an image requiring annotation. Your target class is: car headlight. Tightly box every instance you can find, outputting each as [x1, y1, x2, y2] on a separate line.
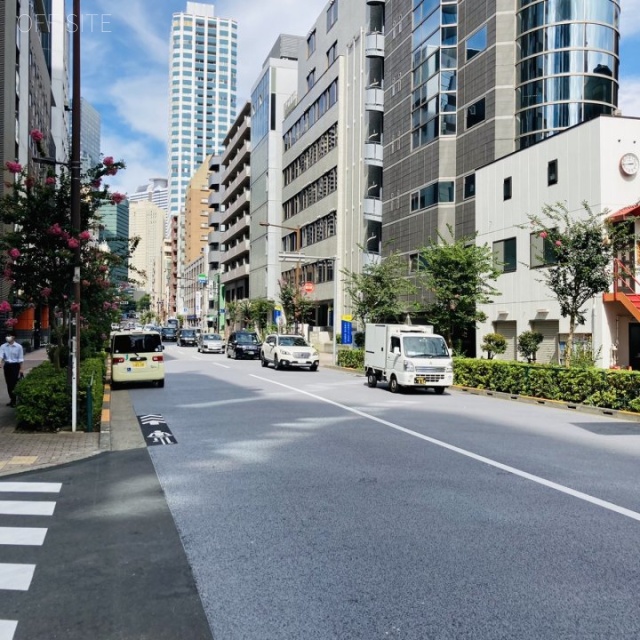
[403, 359, 415, 372]
[445, 365, 453, 373]
[311, 350, 318, 357]
[280, 349, 291, 356]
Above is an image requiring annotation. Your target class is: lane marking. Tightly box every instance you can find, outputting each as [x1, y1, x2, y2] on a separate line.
[0, 620, 17, 640]
[0, 501, 56, 516]
[0, 527, 47, 546]
[0, 564, 36, 591]
[213, 362, 230, 369]
[251, 374, 640, 523]
[0, 482, 61, 493]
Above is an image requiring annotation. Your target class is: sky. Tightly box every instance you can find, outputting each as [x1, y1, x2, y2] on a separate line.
[75, 0, 640, 196]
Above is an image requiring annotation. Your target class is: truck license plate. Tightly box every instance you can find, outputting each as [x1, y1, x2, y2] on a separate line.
[415, 376, 426, 384]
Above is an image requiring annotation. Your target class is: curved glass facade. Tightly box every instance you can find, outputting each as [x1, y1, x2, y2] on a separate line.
[516, 0, 620, 149]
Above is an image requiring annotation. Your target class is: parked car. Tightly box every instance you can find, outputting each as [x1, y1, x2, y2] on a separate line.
[177, 328, 197, 347]
[108, 330, 165, 388]
[161, 327, 177, 342]
[197, 333, 225, 353]
[260, 334, 319, 371]
[226, 331, 261, 359]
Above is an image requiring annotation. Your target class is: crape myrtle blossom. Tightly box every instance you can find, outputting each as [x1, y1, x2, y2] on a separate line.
[5, 162, 22, 174]
[29, 129, 44, 143]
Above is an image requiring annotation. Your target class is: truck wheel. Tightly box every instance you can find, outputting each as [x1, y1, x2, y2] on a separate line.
[434, 387, 445, 395]
[389, 376, 400, 393]
[367, 372, 378, 388]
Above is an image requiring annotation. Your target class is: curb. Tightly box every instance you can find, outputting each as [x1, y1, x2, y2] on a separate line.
[455, 385, 640, 424]
[99, 383, 111, 451]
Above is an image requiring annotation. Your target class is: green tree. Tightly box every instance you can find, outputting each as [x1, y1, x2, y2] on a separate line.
[526, 202, 625, 367]
[517, 330, 544, 363]
[278, 280, 314, 332]
[250, 298, 275, 337]
[342, 252, 416, 327]
[417, 227, 502, 347]
[136, 294, 151, 312]
[481, 332, 507, 360]
[0, 147, 135, 367]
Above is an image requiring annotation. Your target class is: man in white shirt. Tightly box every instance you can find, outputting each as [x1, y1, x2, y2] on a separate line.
[0, 331, 24, 407]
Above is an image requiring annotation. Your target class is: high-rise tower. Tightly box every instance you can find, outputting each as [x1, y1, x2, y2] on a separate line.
[168, 1, 238, 286]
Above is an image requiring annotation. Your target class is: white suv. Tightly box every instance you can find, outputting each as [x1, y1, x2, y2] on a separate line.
[261, 334, 319, 371]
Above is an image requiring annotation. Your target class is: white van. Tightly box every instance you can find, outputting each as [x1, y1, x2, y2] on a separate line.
[364, 324, 453, 393]
[109, 331, 165, 388]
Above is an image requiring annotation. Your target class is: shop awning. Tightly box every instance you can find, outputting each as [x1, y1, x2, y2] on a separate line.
[607, 204, 640, 223]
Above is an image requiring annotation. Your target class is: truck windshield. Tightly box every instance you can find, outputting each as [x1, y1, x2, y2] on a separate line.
[402, 336, 449, 358]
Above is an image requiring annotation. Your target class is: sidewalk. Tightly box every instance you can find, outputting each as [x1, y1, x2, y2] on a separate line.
[0, 348, 102, 476]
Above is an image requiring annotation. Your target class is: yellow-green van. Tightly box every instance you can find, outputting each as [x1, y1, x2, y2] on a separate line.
[109, 331, 165, 388]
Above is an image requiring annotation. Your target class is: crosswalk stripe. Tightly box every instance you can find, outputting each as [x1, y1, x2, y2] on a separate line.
[0, 564, 36, 591]
[0, 527, 47, 546]
[0, 501, 56, 516]
[0, 620, 17, 640]
[0, 482, 61, 494]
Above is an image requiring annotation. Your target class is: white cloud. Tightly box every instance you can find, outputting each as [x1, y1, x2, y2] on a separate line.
[99, 132, 166, 196]
[218, 0, 328, 101]
[621, 0, 640, 37]
[619, 77, 640, 117]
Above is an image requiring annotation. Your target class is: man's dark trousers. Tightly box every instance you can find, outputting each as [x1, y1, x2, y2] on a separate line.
[4, 362, 21, 406]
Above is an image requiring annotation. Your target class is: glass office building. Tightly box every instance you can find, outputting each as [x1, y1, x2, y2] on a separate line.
[516, 0, 620, 148]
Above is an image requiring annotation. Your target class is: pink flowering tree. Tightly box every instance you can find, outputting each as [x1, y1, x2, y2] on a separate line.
[525, 202, 629, 367]
[0, 141, 140, 367]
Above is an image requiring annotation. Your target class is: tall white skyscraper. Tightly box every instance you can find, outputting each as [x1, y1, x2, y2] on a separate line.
[168, 2, 238, 279]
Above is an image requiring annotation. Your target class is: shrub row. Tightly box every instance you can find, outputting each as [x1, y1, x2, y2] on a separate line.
[337, 348, 364, 370]
[15, 357, 106, 431]
[454, 358, 640, 412]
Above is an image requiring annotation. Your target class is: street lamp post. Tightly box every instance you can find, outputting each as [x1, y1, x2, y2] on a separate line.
[279, 252, 338, 366]
[259, 221, 302, 288]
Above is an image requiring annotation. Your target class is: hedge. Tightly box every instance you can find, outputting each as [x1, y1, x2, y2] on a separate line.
[15, 357, 105, 431]
[454, 358, 640, 413]
[337, 348, 364, 370]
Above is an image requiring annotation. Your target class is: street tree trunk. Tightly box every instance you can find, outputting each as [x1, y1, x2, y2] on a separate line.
[565, 316, 576, 367]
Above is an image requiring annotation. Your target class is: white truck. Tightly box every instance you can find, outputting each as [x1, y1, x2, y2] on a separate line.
[364, 324, 453, 394]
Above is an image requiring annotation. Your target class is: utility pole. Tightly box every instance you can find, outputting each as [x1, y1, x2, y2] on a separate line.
[70, 0, 81, 432]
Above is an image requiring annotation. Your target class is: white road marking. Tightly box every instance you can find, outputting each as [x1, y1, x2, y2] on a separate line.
[213, 362, 230, 369]
[0, 482, 61, 494]
[251, 374, 640, 523]
[0, 620, 17, 640]
[0, 564, 36, 591]
[0, 501, 56, 516]
[0, 528, 47, 546]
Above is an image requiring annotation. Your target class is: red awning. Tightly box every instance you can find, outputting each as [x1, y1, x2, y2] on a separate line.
[608, 204, 640, 223]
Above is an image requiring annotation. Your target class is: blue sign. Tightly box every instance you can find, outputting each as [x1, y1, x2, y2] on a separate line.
[341, 317, 353, 345]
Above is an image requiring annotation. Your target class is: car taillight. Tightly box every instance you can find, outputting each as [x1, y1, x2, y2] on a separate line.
[152, 355, 164, 362]
[113, 357, 125, 364]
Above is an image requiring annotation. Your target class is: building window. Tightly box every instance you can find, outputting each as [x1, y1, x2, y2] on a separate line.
[466, 98, 485, 129]
[307, 69, 316, 91]
[503, 177, 512, 200]
[530, 229, 558, 268]
[548, 159, 558, 185]
[327, 1, 338, 31]
[493, 238, 517, 273]
[409, 253, 428, 273]
[327, 41, 337, 67]
[463, 174, 476, 199]
[410, 181, 455, 212]
[307, 30, 316, 56]
[466, 25, 487, 62]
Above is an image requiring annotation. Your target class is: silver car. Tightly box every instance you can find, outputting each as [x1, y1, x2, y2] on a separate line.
[197, 332, 225, 353]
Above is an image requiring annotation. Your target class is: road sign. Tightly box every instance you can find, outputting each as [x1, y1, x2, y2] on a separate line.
[198, 273, 207, 285]
[137, 414, 177, 446]
[303, 282, 315, 293]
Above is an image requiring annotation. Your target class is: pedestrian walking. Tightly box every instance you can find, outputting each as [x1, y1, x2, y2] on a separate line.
[0, 331, 24, 407]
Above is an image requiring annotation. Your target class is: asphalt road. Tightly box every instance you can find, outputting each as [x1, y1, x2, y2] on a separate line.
[0, 449, 212, 640]
[123, 343, 640, 640]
